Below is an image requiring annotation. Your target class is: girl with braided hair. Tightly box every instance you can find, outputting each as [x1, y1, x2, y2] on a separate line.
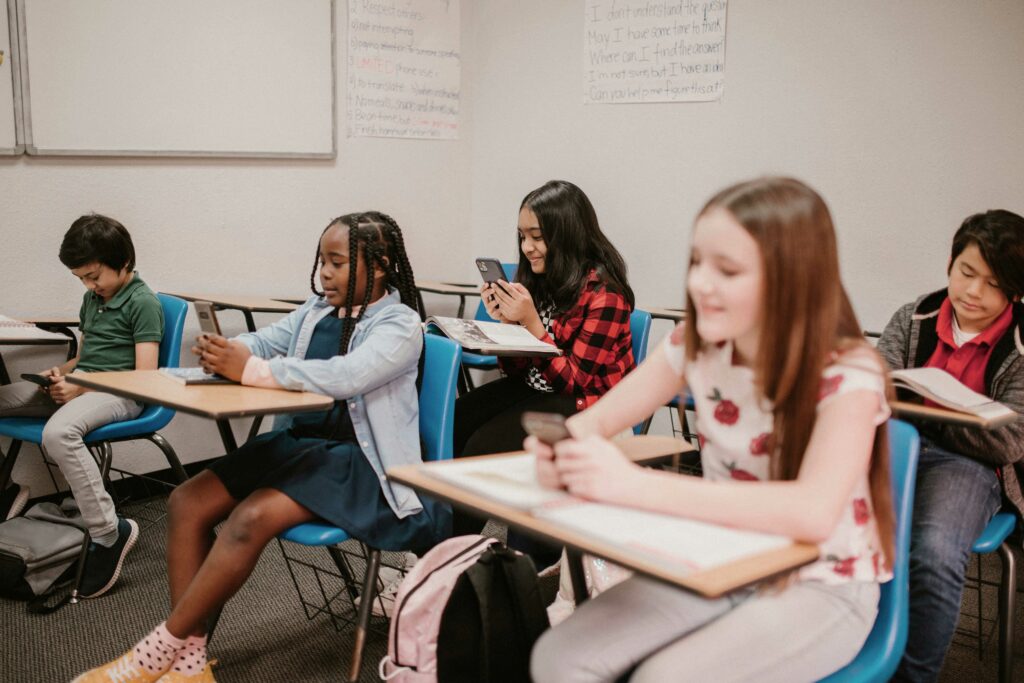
[74, 213, 446, 683]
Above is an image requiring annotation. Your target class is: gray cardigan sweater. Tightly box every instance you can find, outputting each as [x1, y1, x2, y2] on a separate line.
[877, 289, 1024, 518]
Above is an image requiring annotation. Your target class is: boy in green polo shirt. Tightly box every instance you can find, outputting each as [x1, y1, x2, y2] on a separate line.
[0, 214, 163, 598]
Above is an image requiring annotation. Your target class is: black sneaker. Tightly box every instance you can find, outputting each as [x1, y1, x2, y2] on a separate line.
[1, 483, 30, 520]
[78, 517, 140, 598]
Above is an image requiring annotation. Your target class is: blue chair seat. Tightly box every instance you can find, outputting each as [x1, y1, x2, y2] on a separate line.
[461, 351, 498, 369]
[280, 522, 351, 547]
[972, 512, 1015, 553]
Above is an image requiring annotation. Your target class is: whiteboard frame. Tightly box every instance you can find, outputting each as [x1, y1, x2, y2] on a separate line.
[1, 0, 23, 154]
[16, 0, 337, 159]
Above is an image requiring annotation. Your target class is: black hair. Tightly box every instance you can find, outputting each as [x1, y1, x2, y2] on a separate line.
[515, 180, 634, 314]
[308, 211, 419, 356]
[58, 214, 136, 272]
[949, 209, 1024, 300]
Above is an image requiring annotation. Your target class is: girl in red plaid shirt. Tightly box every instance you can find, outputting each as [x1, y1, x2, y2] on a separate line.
[452, 180, 636, 563]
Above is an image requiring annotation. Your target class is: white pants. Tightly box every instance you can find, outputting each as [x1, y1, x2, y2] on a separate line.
[0, 381, 142, 537]
[531, 575, 879, 683]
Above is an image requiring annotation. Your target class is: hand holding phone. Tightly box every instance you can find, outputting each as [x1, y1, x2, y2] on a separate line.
[476, 258, 511, 296]
[21, 373, 53, 389]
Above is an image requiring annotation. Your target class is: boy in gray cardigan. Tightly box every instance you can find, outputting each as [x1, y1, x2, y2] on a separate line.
[878, 209, 1024, 682]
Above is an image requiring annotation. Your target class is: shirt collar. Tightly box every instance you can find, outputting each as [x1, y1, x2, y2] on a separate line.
[89, 272, 143, 310]
[936, 296, 1013, 349]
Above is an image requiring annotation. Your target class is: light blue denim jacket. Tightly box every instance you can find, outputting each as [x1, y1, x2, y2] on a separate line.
[235, 290, 425, 519]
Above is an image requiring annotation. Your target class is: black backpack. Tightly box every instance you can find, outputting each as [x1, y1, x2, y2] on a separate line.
[380, 535, 550, 683]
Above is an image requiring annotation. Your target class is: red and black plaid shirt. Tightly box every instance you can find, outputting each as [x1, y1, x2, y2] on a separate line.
[499, 271, 634, 410]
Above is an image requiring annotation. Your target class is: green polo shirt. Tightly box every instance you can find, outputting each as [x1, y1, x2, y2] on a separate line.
[77, 273, 164, 372]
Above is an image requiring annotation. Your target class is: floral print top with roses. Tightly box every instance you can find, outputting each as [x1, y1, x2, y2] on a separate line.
[662, 337, 893, 585]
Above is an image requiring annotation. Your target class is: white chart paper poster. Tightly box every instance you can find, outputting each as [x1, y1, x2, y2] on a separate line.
[348, 0, 461, 139]
[584, 0, 727, 104]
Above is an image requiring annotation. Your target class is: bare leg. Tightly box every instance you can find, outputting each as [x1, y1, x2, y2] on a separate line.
[164, 487, 316, 638]
[166, 471, 239, 612]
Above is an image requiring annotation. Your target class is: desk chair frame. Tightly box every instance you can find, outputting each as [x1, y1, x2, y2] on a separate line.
[275, 335, 461, 683]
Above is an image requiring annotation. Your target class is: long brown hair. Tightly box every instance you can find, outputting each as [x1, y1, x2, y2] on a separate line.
[685, 177, 895, 568]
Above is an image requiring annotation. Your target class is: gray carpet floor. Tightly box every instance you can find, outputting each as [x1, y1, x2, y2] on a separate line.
[2, 496, 1023, 682]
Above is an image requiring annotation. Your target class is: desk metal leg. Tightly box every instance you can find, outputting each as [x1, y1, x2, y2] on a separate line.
[216, 420, 238, 453]
[456, 294, 467, 319]
[0, 440, 22, 493]
[0, 353, 10, 385]
[567, 549, 589, 605]
[242, 311, 257, 333]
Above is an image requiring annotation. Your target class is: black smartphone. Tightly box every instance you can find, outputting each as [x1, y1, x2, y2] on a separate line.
[21, 373, 53, 388]
[475, 258, 510, 295]
[521, 411, 571, 446]
[194, 301, 222, 336]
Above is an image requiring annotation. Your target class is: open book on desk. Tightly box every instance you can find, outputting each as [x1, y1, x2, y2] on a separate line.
[425, 316, 561, 357]
[159, 367, 236, 386]
[0, 315, 70, 341]
[891, 368, 1018, 428]
[421, 452, 814, 593]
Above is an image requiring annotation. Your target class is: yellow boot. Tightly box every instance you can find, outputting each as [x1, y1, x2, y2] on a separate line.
[71, 651, 165, 683]
[157, 661, 217, 683]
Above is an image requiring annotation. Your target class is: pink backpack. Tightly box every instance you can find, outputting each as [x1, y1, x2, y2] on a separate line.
[378, 535, 548, 683]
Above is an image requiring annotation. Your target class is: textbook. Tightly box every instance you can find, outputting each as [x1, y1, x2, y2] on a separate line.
[891, 367, 1018, 428]
[0, 315, 69, 341]
[159, 367, 235, 386]
[425, 316, 561, 357]
[424, 453, 797, 576]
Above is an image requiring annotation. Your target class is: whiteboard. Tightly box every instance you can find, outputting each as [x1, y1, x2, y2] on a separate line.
[0, 0, 20, 154]
[18, 0, 335, 158]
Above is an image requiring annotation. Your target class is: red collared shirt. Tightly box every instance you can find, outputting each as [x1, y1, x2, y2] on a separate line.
[924, 297, 1013, 396]
[499, 271, 635, 410]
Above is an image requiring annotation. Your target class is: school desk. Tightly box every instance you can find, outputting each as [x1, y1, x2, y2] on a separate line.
[644, 306, 686, 322]
[892, 400, 1015, 430]
[0, 316, 76, 385]
[388, 436, 819, 602]
[66, 369, 332, 453]
[164, 292, 298, 333]
[416, 281, 480, 318]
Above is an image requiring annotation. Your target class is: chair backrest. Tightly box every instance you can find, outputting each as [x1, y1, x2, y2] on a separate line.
[419, 335, 462, 462]
[630, 309, 653, 435]
[473, 262, 518, 323]
[818, 418, 920, 682]
[157, 293, 189, 369]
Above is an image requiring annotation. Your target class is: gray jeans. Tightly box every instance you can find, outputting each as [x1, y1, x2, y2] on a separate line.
[531, 575, 879, 683]
[0, 381, 142, 538]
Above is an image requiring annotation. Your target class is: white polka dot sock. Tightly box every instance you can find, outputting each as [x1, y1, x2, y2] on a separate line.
[132, 622, 187, 675]
[170, 634, 209, 674]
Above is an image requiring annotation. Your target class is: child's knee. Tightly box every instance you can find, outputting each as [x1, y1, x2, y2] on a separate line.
[531, 628, 587, 683]
[40, 419, 79, 460]
[221, 502, 271, 545]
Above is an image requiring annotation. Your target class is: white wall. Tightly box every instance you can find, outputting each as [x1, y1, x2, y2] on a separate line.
[0, 2, 475, 494]
[468, 0, 1024, 333]
[4, 0, 1024, 493]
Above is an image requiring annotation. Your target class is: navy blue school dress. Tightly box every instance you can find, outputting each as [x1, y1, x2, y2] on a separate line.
[209, 314, 450, 554]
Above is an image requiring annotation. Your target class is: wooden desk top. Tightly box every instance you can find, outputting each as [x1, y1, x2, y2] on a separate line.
[416, 281, 481, 296]
[389, 436, 818, 598]
[891, 400, 1013, 429]
[66, 370, 332, 420]
[165, 293, 299, 313]
[644, 306, 686, 322]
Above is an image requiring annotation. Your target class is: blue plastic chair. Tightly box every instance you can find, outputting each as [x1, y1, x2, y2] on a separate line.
[629, 309, 652, 435]
[965, 512, 1017, 683]
[460, 262, 517, 388]
[819, 419, 920, 682]
[0, 293, 189, 495]
[277, 334, 462, 683]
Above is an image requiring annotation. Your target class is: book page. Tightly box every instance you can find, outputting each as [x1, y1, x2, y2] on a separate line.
[428, 316, 558, 352]
[426, 454, 569, 509]
[535, 502, 791, 573]
[0, 316, 70, 340]
[892, 368, 1001, 409]
[471, 320, 557, 349]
